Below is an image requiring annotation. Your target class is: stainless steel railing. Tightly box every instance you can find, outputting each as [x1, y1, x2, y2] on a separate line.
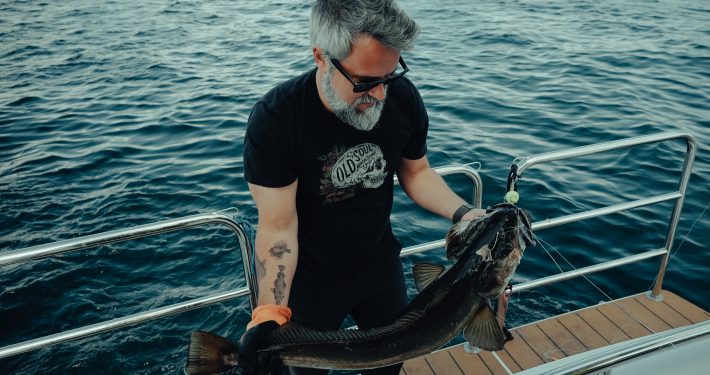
[0, 165, 483, 359]
[511, 132, 696, 298]
[0, 208, 257, 359]
[397, 164, 484, 257]
[400, 133, 696, 275]
[0, 130, 696, 360]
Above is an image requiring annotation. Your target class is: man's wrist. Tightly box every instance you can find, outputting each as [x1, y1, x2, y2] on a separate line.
[452, 203, 475, 224]
[247, 304, 292, 329]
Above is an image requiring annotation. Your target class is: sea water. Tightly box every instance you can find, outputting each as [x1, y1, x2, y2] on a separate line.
[1, 0, 708, 373]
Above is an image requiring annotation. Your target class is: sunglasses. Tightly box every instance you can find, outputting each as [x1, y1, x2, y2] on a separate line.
[329, 57, 409, 93]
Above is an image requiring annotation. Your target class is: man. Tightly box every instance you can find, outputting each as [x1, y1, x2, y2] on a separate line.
[242, 1, 483, 373]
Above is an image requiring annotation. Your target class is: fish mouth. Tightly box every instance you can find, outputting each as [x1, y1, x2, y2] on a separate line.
[445, 203, 535, 261]
[486, 203, 535, 246]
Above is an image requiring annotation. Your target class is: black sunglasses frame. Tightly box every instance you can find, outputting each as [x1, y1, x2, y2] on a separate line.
[329, 57, 409, 93]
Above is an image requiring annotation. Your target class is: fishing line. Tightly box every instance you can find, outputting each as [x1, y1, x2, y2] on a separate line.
[532, 233, 658, 335]
[463, 161, 482, 171]
[483, 225, 581, 362]
[536, 236, 566, 275]
[512, 156, 529, 166]
[534, 234, 616, 302]
[669, 199, 709, 261]
[521, 199, 710, 352]
[509, 234, 658, 361]
[647, 199, 709, 292]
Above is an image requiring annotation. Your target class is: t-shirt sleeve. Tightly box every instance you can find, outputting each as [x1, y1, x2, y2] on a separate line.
[402, 85, 429, 160]
[243, 102, 298, 187]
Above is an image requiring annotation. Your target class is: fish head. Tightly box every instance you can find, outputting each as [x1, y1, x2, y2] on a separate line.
[445, 203, 535, 262]
[489, 203, 535, 260]
[446, 203, 535, 298]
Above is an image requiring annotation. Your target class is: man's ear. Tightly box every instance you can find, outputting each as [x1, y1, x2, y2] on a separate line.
[312, 47, 327, 69]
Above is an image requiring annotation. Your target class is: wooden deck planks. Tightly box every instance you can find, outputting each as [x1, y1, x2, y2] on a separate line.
[477, 351, 511, 375]
[502, 330, 543, 370]
[613, 297, 673, 333]
[662, 291, 710, 323]
[633, 294, 693, 328]
[516, 324, 565, 362]
[449, 345, 496, 375]
[595, 300, 654, 339]
[556, 313, 609, 349]
[576, 307, 632, 344]
[402, 356, 434, 375]
[425, 350, 464, 375]
[403, 290, 708, 374]
[535, 318, 587, 357]
[494, 350, 522, 373]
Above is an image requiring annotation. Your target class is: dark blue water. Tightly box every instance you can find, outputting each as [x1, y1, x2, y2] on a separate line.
[1, 0, 708, 373]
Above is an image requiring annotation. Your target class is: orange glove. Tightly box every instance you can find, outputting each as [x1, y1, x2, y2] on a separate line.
[246, 304, 292, 330]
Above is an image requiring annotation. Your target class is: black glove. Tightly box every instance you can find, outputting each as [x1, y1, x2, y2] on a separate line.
[236, 321, 284, 375]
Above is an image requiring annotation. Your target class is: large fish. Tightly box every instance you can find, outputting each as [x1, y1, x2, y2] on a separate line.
[185, 202, 534, 373]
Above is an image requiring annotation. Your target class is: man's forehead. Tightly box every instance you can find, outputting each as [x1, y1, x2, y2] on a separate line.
[342, 36, 401, 78]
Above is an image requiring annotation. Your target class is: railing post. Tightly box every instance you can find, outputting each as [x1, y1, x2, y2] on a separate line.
[650, 135, 697, 299]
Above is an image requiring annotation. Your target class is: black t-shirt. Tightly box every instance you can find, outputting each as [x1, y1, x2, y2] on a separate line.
[243, 68, 428, 275]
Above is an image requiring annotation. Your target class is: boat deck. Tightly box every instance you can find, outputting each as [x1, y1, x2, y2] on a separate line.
[401, 290, 710, 375]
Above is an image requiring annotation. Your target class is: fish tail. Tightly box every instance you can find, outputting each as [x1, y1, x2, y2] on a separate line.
[463, 301, 506, 351]
[185, 330, 240, 375]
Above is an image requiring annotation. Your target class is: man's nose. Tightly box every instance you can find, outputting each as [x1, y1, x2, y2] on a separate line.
[367, 83, 386, 100]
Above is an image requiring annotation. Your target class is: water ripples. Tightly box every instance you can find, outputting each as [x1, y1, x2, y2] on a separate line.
[1, 0, 708, 373]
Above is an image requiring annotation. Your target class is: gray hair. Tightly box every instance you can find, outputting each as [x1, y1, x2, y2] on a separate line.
[310, 0, 420, 60]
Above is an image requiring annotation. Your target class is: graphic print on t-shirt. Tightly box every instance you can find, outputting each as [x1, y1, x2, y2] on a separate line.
[318, 143, 387, 205]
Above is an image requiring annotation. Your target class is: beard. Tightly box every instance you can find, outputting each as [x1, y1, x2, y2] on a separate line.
[322, 63, 387, 132]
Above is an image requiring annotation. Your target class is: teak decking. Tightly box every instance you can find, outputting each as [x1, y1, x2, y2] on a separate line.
[401, 290, 710, 375]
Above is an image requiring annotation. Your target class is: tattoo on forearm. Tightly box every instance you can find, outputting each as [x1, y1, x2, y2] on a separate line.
[269, 241, 292, 259]
[271, 265, 286, 305]
[255, 256, 267, 282]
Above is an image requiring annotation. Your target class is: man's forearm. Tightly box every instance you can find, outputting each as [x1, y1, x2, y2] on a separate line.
[254, 226, 298, 307]
[400, 167, 467, 219]
[399, 166, 484, 221]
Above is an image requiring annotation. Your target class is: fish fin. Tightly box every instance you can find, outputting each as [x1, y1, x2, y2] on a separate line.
[445, 220, 471, 260]
[463, 302, 506, 351]
[412, 263, 446, 292]
[185, 331, 239, 375]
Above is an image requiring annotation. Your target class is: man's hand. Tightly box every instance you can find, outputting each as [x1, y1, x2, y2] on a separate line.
[237, 304, 292, 374]
[237, 321, 284, 375]
[461, 208, 486, 221]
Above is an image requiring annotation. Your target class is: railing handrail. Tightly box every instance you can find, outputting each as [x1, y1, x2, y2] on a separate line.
[1, 209, 243, 266]
[0, 131, 696, 361]
[401, 133, 696, 272]
[0, 209, 257, 359]
[0, 165, 483, 360]
[393, 164, 483, 208]
[0, 164, 483, 268]
[513, 132, 696, 296]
